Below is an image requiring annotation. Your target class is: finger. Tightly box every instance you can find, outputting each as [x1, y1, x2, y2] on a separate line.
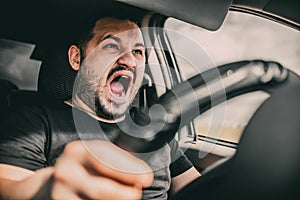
[86, 141, 154, 187]
[79, 175, 142, 200]
[54, 155, 142, 200]
[64, 141, 154, 187]
[52, 181, 82, 200]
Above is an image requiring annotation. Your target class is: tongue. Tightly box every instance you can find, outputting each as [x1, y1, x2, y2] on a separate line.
[110, 81, 124, 95]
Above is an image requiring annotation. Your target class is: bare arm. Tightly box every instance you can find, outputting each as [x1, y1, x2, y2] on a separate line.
[0, 140, 154, 199]
[169, 166, 201, 196]
[0, 165, 53, 199]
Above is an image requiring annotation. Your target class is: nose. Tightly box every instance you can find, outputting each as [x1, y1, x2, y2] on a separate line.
[117, 51, 136, 69]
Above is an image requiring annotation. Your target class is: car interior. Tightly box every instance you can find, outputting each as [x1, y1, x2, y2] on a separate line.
[1, 0, 300, 199]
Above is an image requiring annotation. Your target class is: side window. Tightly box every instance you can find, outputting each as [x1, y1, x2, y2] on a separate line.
[0, 39, 41, 90]
[164, 11, 300, 145]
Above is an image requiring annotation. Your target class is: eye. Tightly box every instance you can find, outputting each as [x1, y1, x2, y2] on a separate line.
[104, 43, 119, 50]
[132, 49, 143, 56]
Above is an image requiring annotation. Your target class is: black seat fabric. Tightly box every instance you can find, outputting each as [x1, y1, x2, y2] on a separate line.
[0, 79, 19, 120]
[0, 80, 45, 124]
[0, 79, 19, 106]
[38, 46, 77, 101]
[0, 46, 75, 119]
[171, 82, 300, 200]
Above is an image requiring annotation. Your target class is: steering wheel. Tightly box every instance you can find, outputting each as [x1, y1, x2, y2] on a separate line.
[113, 59, 300, 199]
[113, 60, 297, 152]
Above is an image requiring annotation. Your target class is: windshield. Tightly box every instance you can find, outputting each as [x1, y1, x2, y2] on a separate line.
[164, 11, 300, 146]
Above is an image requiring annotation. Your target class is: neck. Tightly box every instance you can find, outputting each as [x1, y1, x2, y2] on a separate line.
[65, 95, 125, 123]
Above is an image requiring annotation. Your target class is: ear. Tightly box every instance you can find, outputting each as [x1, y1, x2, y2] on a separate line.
[68, 45, 81, 71]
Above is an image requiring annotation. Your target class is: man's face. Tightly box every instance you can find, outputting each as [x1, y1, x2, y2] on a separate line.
[74, 18, 145, 121]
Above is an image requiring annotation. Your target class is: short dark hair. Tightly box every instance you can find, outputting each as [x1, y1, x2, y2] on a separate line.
[73, 15, 140, 61]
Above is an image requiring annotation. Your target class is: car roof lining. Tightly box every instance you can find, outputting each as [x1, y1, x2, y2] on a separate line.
[1, 0, 299, 59]
[118, 0, 300, 29]
[1, 0, 148, 50]
[117, 0, 233, 31]
[1, 0, 233, 46]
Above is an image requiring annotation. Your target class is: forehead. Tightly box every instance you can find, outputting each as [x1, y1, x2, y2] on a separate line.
[92, 17, 142, 42]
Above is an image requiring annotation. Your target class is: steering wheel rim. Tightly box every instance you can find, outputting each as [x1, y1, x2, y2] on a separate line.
[113, 60, 297, 153]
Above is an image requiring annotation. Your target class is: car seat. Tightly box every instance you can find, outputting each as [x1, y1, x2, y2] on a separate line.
[0, 79, 19, 120]
[37, 45, 77, 101]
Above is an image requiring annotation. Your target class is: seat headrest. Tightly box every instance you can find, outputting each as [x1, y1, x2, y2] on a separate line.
[0, 79, 19, 111]
[38, 46, 77, 101]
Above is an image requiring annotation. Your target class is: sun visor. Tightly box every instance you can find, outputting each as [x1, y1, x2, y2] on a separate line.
[117, 0, 232, 31]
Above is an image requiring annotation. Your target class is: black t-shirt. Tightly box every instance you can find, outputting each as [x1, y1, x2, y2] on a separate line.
[0, 102, 192, 199]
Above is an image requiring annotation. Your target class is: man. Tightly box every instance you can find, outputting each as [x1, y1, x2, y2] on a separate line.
[0, 17, 200, 199]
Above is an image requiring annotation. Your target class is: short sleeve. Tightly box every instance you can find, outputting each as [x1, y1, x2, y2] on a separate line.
[169, 139, 193, 177]
[0, 106, 48, 171]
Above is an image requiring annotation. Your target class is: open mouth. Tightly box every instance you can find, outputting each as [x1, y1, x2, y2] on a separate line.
[107, 69, 134, 103]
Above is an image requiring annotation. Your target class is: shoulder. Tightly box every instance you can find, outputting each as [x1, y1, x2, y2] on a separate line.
[3, 100, 72, 130]
[0, 101, 75, 170]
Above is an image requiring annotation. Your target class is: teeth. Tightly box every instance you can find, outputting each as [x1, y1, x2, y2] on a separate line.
[118, 91, 125, 97]
[117, 90, 125, 97]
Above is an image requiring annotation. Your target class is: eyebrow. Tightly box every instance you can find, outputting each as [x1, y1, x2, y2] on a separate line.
[135, 43, 145, 48]
[102, 34, 145, 48]
[102, 34, 121, 43]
